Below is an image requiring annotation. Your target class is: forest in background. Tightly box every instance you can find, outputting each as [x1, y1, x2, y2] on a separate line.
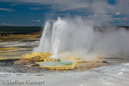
[0, 26, 42, 34]
[0, 26, 129, 35]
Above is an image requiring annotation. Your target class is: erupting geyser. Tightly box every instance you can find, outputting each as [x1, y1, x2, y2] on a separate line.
[33, 17, 129, 60]
[33, 17, 98, 60]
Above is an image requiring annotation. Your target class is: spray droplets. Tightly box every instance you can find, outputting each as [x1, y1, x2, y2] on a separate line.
[34, 17, 129, 60]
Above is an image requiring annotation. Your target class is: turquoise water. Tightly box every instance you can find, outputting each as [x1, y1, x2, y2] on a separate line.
[37, 61, 75, 67]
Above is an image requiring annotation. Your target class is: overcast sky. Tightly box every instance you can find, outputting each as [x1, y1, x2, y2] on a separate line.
[0, 0, 129, 26]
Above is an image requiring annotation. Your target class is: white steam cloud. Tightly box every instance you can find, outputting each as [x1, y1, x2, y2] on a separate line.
[33, 0, 129, 60]
[33, 16, 129, 60]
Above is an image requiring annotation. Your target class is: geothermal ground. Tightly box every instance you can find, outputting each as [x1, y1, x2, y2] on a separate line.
[0, 35, 129, 86]
[1, 0, 129, 86]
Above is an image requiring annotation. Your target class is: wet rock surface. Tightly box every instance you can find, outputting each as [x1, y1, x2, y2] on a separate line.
[13, 59, 36, 65]
[0, 58, 49, 73]
[0, 65, 49, 73]
[0, 59, 19, 66]
[0, 59, 37, 66]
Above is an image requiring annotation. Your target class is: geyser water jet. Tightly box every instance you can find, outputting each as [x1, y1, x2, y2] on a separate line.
[33, 22, 52, 53]
[33, 17, 129, 60]
[33, 17, 97, 60]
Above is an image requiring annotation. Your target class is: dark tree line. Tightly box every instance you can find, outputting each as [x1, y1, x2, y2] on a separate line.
[0, 26, 42, 34]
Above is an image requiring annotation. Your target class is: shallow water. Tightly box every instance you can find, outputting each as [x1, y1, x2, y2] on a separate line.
[0, 41, 39, 58]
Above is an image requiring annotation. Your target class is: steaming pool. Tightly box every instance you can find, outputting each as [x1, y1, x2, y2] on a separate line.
[0, 41, 129, 86]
